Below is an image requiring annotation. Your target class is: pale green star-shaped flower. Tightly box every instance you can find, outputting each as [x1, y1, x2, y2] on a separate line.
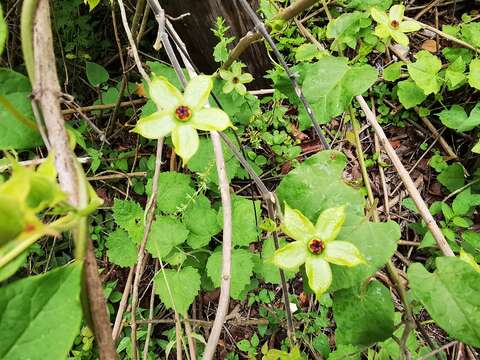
[272, 203, 365, 299]
[370, 5, 421, 47]
[132, 75, 232, 164]
[219, 62, 253, 95]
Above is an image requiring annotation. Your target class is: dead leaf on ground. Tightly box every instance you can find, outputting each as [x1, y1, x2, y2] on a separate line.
[421, 39, 438, 53]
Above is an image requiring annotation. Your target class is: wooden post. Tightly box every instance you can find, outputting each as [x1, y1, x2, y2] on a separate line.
[161, 0, 270, 85]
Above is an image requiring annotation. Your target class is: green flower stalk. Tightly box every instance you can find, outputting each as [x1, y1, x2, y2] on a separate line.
[370, 5, 421, 47]
[132, 75, 233, 164]
[272, 203, 365, 299]
[219, 62, 253, 95]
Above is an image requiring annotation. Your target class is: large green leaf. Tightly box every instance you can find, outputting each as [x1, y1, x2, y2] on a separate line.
[330, 220, 399, 291]
[302, 57, 377, 124]
[0, 69, 42, 150]
[333, 280, 395, 346]
[112, 198, 144, 244]
[407, 51, 442, 95]
[408, 257, 480, 347]
[437, 104, 480, 132]
[106, 229, 138, 267]
[0, 262, 82, 360]
[326, 12, 372, 51]
[277, 150, 365, 222]
[154, 267, 201, 315]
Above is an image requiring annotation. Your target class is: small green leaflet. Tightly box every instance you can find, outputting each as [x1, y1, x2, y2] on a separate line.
[326, 12, 372, 52]
[396, 80, 426, 109]
[408, 257, 480, 347]
[84, 0, 101, 11]
[302, 57, 378, 124]
[437, 103, 480, 132]
[0, 262, 82, 360]
[333, 280, 395, 346]
[149, 171, 195, 213]
[207, 248, 255, 300]
[445, 57, 466, 90]
[106, 229, 138, 267]
[85, 61, 109, 87]
[0, 4, 6, 56]
[112, 199, 144, 243]
[468, 59, 480, 90]
[184, 195, 220, 249]
[460, 22, 480, 49]
[218, 196, 260, 247]
[407, 50, 442, 95]
[146, 216, 189, 259]
[154, 267, 201, 315]
[437, 163, 465, 192]
[383, 62, 403, 82]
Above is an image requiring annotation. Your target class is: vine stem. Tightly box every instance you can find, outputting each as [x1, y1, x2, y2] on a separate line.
[26, 0, 117, 358]
[356, 95, 454, 257]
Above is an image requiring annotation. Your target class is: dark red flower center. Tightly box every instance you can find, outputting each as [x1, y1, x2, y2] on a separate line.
[232, 76, 240, 84]
[390, 20, 400, 29]
[175, 105, 192, 122]
[308, 239, 325, 255]
[24, 223, 35, 232]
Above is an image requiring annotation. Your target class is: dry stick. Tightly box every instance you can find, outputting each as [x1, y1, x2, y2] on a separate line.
[237, 0, 329, 150]
[63, 99, 146, 115]
[356, 95, 454, 257]
[112, 267, 134, 342]
[417, 341, 458, 360]
[404, 16, 480, 54]
[136, 317, 270, 327]
[224, 0, 321, 68]
[32, 1, 117, 359]
[351, 108, 420, 360]
[184, 313, 197, 360]
[142, 260, 159, 360]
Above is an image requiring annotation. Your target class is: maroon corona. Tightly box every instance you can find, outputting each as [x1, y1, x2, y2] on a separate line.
[175, 105, 192, 121]
[308, 239, 325, 255]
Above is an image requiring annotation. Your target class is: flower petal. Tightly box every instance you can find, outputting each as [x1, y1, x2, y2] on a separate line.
[235, 83, 247, 95]
[239, 73, 253, 84]
[223, 81, 235, 94]
[272, 241, 307, 271]
[190, 108, 232, 131]
[305, 256, 332, 299]
[370, 7, 389, 25]
[324, 241, 365, 267]
[391, 30, 410, 47]
[184, 75, 213, 110]
[132, 111, 176, 139]
[315, 206, 346, 242]
[231, 62, 244, 77]
[171, 125, 199, 164]
[389, 4, 405, 23]
[399, 20, 421, 33]
[281, 203, 316, 242]
[219, 69, 234, 81]
[374, 24, 391, 39]
[149, 77, 183, 111]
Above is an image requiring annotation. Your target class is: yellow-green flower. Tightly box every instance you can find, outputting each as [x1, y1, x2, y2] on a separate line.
[132, 75, 232, 164]
[273, 203, 365, 299]
[219, 62, 253, 95]
[370, 5, 421, 47]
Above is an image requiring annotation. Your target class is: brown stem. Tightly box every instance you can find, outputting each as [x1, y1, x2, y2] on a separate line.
[32, 1, 116, 358]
